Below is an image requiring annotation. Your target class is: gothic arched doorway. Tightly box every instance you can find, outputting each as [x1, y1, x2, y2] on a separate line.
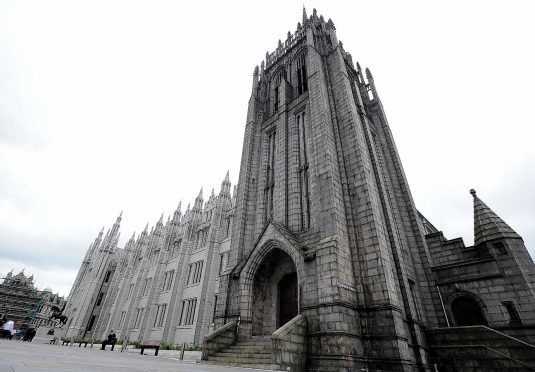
[251, 248, 298, 335]
[451, 295, 486, 326]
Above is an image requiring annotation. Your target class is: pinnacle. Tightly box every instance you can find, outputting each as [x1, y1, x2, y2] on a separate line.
[197, 188, 203, 199]
[225, 170, 230, 182]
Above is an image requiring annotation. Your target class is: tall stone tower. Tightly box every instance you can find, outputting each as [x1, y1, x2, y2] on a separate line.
[213, 7, 439, 371]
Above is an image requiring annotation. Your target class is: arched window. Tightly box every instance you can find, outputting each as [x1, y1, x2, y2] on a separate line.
[296, 54, 308, 95]
[451, 295, 486, 326]
[272, 68, 286, 112]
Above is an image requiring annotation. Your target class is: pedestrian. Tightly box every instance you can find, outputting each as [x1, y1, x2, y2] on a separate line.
[2, 319, 14, 339]
[121, 336, 129, 353]
[100, 330, 117, 351]
[0, 313, 6, 328]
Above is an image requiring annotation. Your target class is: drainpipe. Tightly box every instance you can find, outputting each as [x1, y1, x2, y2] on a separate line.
[436, 286, 450, 327]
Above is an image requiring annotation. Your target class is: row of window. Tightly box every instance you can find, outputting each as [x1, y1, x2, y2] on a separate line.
[118, 297, 199, 331]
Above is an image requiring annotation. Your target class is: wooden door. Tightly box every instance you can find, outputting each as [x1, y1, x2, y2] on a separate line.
[278, 272, 298, 327]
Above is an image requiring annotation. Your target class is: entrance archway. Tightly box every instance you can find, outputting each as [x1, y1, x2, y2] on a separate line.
[251, 248, 298, 335]
[451, 295, 486, 326]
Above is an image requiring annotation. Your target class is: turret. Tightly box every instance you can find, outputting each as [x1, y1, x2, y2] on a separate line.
[470, 189, 521, 246]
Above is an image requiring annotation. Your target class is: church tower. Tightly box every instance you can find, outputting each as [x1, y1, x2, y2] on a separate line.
[212, 8, 438, 371]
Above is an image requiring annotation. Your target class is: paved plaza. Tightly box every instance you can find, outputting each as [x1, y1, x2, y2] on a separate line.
[0, 340, 268, 372]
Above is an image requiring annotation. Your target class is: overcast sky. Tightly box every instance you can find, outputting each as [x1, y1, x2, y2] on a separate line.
[1, 1, 534, 297]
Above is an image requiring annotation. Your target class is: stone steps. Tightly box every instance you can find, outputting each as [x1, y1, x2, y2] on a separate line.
[204, 336, 274, 370]
[202, 360, 277, 370]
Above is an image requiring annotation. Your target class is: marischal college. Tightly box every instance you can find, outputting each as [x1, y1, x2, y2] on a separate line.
[64, 8, 535, 372]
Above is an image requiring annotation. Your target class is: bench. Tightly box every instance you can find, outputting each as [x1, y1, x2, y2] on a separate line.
[61, 338, 73, 346]
[140, 341, 160, 356]
[77, 339, 90, 348]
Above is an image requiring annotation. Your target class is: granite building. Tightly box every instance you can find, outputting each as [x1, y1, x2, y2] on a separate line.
[64, 175, 234, 344]
[64, 8, 535, 371]
[203, 8, 535, 372]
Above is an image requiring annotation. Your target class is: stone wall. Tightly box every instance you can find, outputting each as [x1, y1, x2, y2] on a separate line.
[272, 314, 307, 372]
[202, 320, 237, 359]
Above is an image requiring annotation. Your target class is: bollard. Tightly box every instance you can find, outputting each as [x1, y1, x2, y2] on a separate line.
[179, 343, 186, 360]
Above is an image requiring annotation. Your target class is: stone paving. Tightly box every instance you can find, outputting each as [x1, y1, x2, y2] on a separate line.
[0, 340, 269, 372]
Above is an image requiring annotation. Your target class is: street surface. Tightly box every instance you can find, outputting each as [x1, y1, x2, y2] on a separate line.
[0, 340, 268, 371]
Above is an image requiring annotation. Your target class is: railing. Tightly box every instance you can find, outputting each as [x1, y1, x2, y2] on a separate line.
[201, 321, 237, 360]
[426, 325, 535, 370]
[272, 314, 308, 372]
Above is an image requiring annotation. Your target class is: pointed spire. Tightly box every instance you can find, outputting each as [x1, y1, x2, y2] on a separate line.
[471, 189, 521, 246]
[116, 211, 123, 223]
[365, 67, 373, 81]
[252, 65, 259, 93]
[302, 5, 307, 26]
[220, 171, 232, 196]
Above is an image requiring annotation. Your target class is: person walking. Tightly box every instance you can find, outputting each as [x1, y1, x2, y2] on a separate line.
[120, 336, 129, 353]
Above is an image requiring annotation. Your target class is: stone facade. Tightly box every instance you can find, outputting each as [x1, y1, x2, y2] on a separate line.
[64, 174, 234, 344]
[64, 7, 535, 371]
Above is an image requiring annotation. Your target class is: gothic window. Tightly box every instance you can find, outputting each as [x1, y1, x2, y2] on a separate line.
[103, 270, 111, 283]
[264, 131, 276, 224]
[134, 308, 144, 328]
[296, 54, 308, 95]
[296, 112, 310, 230]
[272, 68, 286, 113]
[218, 252, 227, 275]
[502, 301, 522, 325]
[212, 295, 218, 323]
[154, 303, 167, 327]
[86, 315, 96, 331]
[118, 311, 126, 328]
[125, 283, 134, 301]
[187, 260, 204, 285]
[142, 278, 152, 296]
[179, 298, 198, 326]
[96, 292, 104, 306]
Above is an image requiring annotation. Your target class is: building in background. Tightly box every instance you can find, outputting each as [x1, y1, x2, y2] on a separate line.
[0, 271, 65, 329]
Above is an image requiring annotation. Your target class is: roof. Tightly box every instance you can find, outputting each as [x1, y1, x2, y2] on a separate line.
[471, 189, 521, 246]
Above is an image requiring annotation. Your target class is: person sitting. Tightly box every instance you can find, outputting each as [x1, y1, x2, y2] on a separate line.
[100, 331, 117, 351]
[2, 319, 14, 339]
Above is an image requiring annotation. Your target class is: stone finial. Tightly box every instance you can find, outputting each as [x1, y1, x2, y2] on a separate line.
[278, 39, 282, 49]
[327, 18, 335, 30]
[302, 6, 307, 25]
[313, 8, 317, 18]
[470, 189, 477, 196]
[365, 67, 374, 81]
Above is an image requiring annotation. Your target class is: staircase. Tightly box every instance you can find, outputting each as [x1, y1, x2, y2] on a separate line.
[203, 336, 276, 370]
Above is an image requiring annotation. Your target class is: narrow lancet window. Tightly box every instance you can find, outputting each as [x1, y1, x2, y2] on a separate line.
[297, 112, 310, 229]
[264, 131, 276, 224]
[297, 54, 308, 96]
